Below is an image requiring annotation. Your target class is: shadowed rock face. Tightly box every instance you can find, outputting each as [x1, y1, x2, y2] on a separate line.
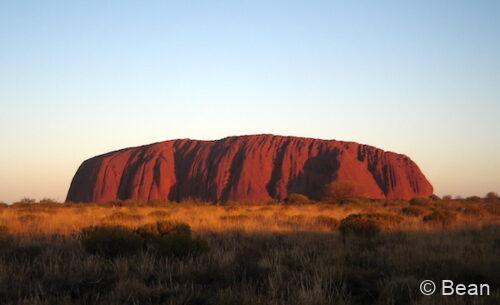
[66, 135, 433, 202]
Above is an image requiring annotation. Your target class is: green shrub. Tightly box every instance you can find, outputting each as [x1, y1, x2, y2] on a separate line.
[80, 226, 144, 258]
[284, 193, 310, 204]
[401, 206, 426, 217]
[423, 210, 457, 226]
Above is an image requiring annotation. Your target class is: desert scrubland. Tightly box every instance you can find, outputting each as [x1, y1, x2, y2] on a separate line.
[0, 197, 499, 305]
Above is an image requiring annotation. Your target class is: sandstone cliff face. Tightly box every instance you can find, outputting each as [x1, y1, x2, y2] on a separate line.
[66, 135, 433, 202]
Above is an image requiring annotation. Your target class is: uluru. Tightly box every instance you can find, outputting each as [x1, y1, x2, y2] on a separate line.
[66, 134, 433, 202]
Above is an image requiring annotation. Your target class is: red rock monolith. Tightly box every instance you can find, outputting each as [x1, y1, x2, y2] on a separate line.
[66, 135, 433, 202]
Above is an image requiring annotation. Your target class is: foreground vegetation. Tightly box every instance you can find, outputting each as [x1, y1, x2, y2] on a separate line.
[0, 197, 499, 305]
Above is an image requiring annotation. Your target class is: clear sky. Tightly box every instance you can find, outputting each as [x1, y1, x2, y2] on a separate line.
[1, 1, 499, 203]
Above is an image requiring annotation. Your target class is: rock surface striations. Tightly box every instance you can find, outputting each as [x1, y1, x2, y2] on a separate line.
[66, 135, 433, 202]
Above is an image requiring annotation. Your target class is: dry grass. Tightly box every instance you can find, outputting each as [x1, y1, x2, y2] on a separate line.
[0, 199, 499, 305]
[1, 199, 498, 236]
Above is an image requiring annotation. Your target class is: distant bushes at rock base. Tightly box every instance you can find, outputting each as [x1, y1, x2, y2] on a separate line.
[323, 181, 360, 203]
[284, 193, 311, 204]
[423, 210, 457, 227]
[401, 206, 426, 217]
[409, 197, 432, 206]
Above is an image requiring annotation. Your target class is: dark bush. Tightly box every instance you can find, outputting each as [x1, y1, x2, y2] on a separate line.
[136, 220, 191, 239]
[39, 198, 59, 205]
[485, 192, 499, 203]
[80, 226, 144, 258]
[136, 221, 208, 258]
[15, 197, 36, 205]
[147, 210, 169, 219]
[465, 196, 482, 202]
[409, 197, 432, 206]
[484, 204, 500, 216]
[121, 199, 147, 206]
[423, 210, 457, 226]
[337, 197, 362, 205]
[339, 213, 403, 239]
[339, 214, 381, 241]
[284, 193, 311, 204]
[429, 194, 441, 201]
[457, 205, 483, 216]
[154, 234, 208, 258]
[401, 206, 426, 217]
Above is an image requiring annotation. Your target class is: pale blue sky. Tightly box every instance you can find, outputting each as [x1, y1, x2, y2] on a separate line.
[1, 1, 499, 202]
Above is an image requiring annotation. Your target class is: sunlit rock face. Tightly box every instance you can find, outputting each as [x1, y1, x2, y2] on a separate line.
[66, 134, 433, 202]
